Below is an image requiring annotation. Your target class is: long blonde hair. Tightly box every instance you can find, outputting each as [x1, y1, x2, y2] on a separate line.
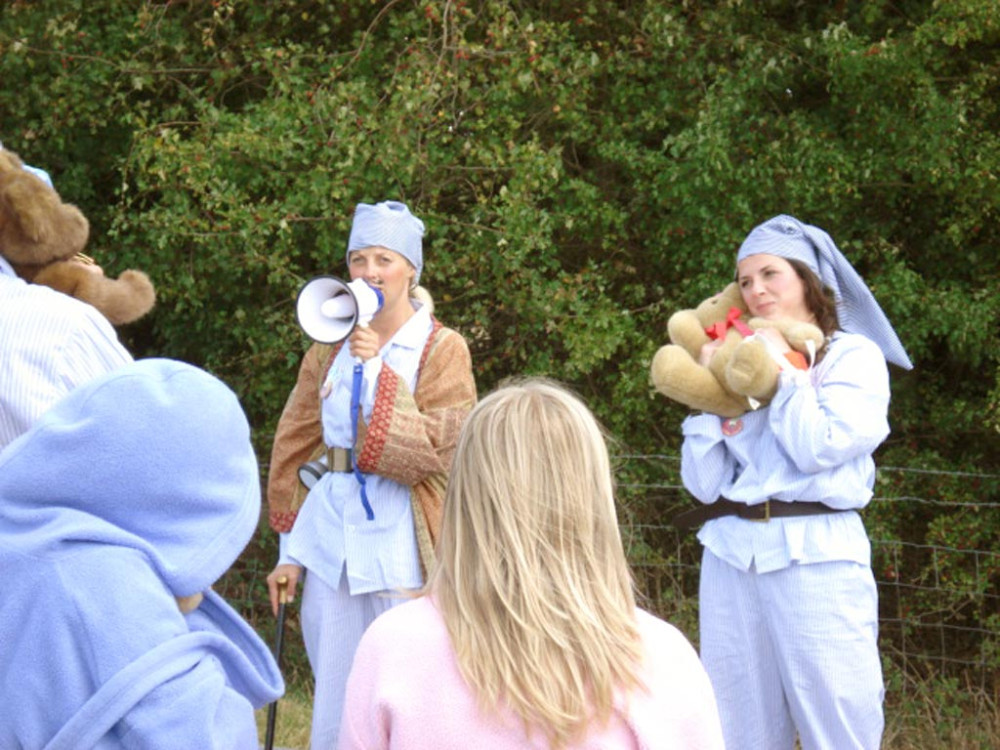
[428, 378, 643, 747]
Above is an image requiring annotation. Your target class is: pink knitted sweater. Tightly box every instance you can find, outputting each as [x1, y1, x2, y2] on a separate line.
[338, 597, 725, 750]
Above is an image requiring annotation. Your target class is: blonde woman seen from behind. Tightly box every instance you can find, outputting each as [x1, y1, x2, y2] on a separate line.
[337, 378, 725, 750]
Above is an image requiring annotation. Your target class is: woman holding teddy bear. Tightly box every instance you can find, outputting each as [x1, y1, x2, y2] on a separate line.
[677, 215, 912, 750]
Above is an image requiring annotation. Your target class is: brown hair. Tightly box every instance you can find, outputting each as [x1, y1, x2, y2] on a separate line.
[789, 258, 840, 337]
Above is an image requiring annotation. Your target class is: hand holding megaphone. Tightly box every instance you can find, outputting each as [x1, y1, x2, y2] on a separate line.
[294, 275, 383, 520]
[347, 322, 382, 362]
[296, 276, 384, 345]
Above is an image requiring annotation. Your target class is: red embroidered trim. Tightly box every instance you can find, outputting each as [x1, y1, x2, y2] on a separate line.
[358, 367, 398, 471]
[346, 317, 445, 472]
[269, 509, 298, 534]
[420, 317, 444, 372]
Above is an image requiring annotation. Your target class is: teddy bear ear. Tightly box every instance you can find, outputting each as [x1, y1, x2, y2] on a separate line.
[719, 282, 746, 308]
[0, 164, 90, 266]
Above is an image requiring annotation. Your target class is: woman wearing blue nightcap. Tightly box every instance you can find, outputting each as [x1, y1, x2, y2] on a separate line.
[679, 215, 911, 750]
[265, 200, 477, 749]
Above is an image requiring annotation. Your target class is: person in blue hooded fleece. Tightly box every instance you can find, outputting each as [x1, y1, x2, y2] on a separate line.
[0, 358, 284, 750]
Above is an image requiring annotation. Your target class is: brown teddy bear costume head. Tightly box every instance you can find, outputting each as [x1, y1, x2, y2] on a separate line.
[0, 146, 154, 325]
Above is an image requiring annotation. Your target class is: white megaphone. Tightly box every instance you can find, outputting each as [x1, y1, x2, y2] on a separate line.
[295, 276, 384, 344]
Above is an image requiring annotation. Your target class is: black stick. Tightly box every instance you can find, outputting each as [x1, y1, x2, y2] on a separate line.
[263, 576, 288, 750]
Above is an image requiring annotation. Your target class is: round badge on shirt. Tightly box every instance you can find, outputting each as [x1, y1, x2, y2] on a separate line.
[721, 417, 743, 437]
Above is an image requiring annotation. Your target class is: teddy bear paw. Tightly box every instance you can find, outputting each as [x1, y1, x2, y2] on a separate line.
[725, 341, 779, 402]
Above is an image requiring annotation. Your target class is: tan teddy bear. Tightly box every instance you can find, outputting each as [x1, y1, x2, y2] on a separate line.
[0, 147, 155, 325]
[650, 282, 824, 417]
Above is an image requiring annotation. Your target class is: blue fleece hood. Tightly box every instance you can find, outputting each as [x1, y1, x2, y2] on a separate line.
[0, 359, 283, 748]
[0, 357, 260, 597]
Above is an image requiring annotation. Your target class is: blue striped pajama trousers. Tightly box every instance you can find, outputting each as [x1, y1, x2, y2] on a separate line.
[699, 549, 884, 750]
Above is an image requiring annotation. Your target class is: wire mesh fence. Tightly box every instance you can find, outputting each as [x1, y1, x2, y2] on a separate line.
[218, 455, 1000, 708]
[613, 455, 1000, 701]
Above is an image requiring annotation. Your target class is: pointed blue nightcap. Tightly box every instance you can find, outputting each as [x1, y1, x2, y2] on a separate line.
[737, 214, 913, 369]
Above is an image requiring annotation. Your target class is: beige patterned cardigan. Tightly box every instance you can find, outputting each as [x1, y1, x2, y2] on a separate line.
[266, 319, 476, 576]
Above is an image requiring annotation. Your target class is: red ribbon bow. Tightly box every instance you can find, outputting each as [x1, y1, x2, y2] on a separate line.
[705, 307, 754, 340]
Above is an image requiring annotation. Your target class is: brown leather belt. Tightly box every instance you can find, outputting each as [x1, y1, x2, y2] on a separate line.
[671, 498, 849, 530]
[327, 447, 354, 472]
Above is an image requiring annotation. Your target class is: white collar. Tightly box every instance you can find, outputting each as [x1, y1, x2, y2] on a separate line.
[388, 302, 432, 350]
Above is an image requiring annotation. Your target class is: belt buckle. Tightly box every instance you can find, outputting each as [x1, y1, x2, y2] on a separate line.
[327, 447, 354, 472]
[751, 500, 771, 523]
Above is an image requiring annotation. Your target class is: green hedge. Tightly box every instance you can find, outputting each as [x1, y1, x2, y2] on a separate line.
[3, 0, 998, 685]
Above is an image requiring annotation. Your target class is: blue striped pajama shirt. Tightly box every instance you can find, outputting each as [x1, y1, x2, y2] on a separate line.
[681, 331, 890, 750]
[1, 261, 132, 450]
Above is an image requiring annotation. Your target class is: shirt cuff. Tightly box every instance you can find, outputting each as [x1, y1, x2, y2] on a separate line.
[277, 533, 301, 566]
[779, 367, 811, 389]
[682, 412, 723, 437]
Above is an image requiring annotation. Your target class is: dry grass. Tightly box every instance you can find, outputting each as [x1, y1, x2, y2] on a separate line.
[882, 683, 1000, 750]
[256, 683, 998, 750]
[255, 687, 313, 750]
